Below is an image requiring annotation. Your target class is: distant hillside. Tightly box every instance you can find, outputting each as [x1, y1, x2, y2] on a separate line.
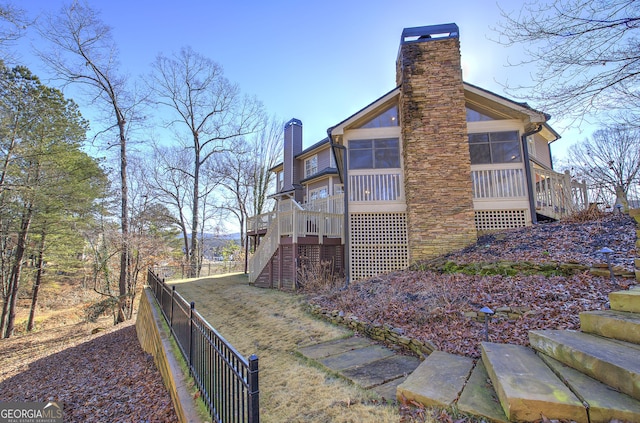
[182, 232, 241, 260]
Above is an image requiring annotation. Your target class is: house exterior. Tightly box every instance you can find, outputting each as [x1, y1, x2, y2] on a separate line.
[247, 23, 587, 288]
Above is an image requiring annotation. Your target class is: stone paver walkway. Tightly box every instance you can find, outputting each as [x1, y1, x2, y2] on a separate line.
[298, 337, 421, 401]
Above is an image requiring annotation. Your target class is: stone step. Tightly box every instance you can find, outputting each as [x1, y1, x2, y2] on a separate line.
[529, 330, 640, 401]
[457, 360, 509, 423]
[580, 309, 640, 344]
[396, 350, 473, 408]
[609, 288, 640, 313]
[540, 353, 640, 423]
[480, 342, 587, 422]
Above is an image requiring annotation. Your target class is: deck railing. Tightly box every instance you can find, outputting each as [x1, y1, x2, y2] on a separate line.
[147, 270, 259, 423]
[248, 218, 279, 283]
[278, 207, 343, 240]
[349, 172, 403, 202]
[301, 194, 344, 213]
[471, 167, 527, 199]
[533, 168, 587, 220]
[471, 164, 587, 220]
[247, 197, 344, 282]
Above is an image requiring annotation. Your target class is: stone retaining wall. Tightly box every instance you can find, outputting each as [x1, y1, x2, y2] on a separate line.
[135, 288, 202, 423]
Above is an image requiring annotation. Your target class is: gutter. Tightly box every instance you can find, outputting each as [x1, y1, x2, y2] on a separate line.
[328, 128, 351, 288]
[522, 125, 544, 225]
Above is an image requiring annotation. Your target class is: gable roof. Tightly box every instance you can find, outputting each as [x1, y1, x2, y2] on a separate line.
[328, 87, 400, 137]
[327, 82, 556, 139]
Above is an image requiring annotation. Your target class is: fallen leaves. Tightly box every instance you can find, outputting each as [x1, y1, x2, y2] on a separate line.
[0, 320, 178, 423]
[307, 213, 637, 358]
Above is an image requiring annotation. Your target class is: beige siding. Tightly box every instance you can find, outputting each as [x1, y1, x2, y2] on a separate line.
[317, 148, 332, 170]
[534, 135, 552, 168]
[307, 179, 329, 192]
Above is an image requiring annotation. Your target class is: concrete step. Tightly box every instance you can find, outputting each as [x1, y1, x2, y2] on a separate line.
[396, 350, 473, 408]
[457, 360, 509, 423]
[580, 309, 640, 344]
[540, 353, 640, 423]
[530, 330, 640, 401]
[610, 288, 640, 313]
[480, 342, 587, 422]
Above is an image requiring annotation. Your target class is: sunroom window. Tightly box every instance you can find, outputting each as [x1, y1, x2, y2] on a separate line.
[348, 138, 400, 170]
[469, 131, 521, 165]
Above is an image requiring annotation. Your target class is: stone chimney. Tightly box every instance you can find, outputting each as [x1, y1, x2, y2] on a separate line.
[282, 118, 304, 202]
[396, 24, 477, 262]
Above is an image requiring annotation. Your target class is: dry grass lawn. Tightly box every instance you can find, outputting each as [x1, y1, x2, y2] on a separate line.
[171, 272, 403, 423]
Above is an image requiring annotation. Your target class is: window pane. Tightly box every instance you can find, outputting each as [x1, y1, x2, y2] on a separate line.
[359, 105, 399, 128]
[375, 148, 400, 168]
[491, 131, 518, 142]
[469, 144, 491, 164]
[350, 140, 372, 149]
[469, 133, 489, 144]
[374, 138, 398, 148]
[466, 107, 494, 122]
[349, 150, 374, 169]
[491, 141, 522, 163]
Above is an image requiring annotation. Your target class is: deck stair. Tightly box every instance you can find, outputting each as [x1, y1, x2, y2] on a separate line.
[396, 287, 640, 422]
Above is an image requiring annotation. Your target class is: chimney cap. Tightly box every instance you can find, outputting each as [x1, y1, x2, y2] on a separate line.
[284, 118, 302, 129]
[401, 23, 459, 44]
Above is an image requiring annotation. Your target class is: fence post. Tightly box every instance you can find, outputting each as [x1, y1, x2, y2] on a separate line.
[189, 301, 195, 368]
[170, 286, 175, 327]
[248, 354, 260, 423]
[159, 278, 163, 309]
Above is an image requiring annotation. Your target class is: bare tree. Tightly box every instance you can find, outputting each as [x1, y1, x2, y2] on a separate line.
[495, 0, 640, 125]
[145, 144, 193, 261]
[214, 116, 283, 245]
[0, 2, 28, 61]
[567, 125, 640, 210]
[149, 46, 263, 277]
[37, 0, 138, 322]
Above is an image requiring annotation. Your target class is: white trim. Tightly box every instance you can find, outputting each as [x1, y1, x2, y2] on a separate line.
[330, 89, 400, 136]
[463, 83, 548, 123]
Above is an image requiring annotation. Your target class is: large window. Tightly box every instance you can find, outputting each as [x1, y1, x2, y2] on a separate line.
[358, 105, 399, 128]
[469, 131, 521, 165]
[304, 155, 318, 177]
[348, 138, 400, 170]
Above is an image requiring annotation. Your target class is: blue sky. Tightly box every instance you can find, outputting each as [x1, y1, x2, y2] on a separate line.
[12, 0, 586, 159]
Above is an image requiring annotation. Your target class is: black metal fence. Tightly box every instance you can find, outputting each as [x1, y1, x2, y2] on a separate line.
[147, 269, 259, 423]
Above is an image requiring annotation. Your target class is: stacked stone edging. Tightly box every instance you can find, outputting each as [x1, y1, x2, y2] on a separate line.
[422, 259, 635, 279]
[631, 209, 640, 282]
[307, 304, 436, 357]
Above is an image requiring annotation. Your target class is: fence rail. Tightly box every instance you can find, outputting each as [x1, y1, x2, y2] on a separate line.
[147, 269, 259, 423]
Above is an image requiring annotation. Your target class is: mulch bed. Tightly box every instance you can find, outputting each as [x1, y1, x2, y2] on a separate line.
[0, 320, 178, 423]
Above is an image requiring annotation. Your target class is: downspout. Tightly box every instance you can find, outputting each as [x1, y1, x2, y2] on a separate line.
[328, 129, 350, 288]
[522, 125, 543, 225]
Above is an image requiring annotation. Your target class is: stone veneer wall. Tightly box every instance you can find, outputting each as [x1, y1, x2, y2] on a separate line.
[397, 36, 477, 262]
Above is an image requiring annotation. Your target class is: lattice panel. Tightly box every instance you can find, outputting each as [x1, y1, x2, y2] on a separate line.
[298, 244, 320, 264]
[475, 209, 528, 231]
[349, 213, 408, 281]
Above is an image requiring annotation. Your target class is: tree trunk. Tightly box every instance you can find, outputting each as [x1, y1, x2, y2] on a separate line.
[4, 204, 33, 338]
[0, 282, 11, 335]
[190, 143, 201, 278]
[117, 118, 129, 323]
[27, 229, 47, 332]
